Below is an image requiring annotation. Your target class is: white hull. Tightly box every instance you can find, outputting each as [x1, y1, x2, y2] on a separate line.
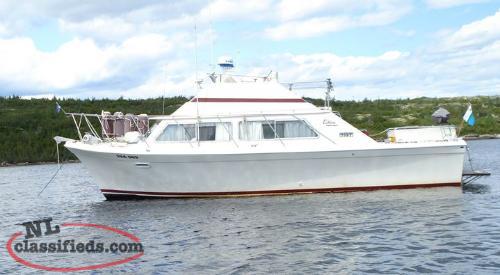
[66, 143, 465, 199]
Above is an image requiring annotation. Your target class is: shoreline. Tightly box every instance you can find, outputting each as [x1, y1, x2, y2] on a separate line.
[0, 159, 80, 167]
[462, 134, 500, 140]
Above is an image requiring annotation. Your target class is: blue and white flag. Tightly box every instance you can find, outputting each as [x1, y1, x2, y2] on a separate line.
[55, 102, 62, 113]
[462, 104, 475, 126]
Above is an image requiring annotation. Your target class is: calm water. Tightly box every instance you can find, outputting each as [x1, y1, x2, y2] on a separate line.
[1, 139, 499, 274]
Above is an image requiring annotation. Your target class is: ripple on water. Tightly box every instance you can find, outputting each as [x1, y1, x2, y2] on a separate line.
[1, 140, 500, 273]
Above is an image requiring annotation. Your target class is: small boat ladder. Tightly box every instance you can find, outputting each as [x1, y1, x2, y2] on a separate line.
[462, 145, 491, 185]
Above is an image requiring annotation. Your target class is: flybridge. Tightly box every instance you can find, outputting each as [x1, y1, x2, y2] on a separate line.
[203, 56, 334, 108]
[204, 72, 334, 107]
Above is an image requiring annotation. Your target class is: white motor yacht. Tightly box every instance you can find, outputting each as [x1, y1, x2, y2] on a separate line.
[60, 63, 466, 199]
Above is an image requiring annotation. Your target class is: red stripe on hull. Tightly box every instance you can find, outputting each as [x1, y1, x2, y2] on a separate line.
[101, 182, 461, 199]
[191, 98, 305, 103]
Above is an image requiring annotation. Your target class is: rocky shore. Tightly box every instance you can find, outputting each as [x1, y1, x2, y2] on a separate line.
[0, 159, 80, 167]
[462, 134, 500, 140]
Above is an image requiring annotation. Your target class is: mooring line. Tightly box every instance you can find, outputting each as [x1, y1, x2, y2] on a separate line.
[38, 142, 63, 196]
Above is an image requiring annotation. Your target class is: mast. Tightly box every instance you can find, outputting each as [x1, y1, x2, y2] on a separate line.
[162, 65, 166, 115]
[194, 23, 200, 146]
[325, 78, 333, 108]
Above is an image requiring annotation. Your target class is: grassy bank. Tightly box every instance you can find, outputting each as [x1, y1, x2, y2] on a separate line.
[1, 95, 498, 165]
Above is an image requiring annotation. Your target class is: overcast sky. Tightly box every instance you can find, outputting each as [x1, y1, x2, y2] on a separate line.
[0, 0, 498, 100]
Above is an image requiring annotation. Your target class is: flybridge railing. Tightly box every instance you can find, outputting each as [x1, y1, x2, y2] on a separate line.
[206, 72, 332, 90]
[281, 79, 334, 108]
[385, 125, 459, 143]
[205, 73, 335, 108]
[207, 72, 277, 83]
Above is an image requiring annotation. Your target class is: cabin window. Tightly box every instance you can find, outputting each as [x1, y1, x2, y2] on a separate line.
[239, 120, 317, 140]
[157, 124, 196, 141]
[262, 124, 275, 139]
[157, 122, 232, 142]
[199, 122, 232, 141]
[199, 125, 216, 141]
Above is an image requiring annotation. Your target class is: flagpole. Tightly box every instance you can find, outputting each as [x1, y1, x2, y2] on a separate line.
[56, 101, 67, 115]
[457, 103, 470, 137]
[457, 117, 465, 137]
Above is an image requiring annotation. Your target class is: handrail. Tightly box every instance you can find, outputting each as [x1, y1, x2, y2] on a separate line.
[97, 115, 110, 139]
[385, 125, 459, 143]
[262, 114, 286, 147]
[174, 118, 194, 148]
[217, 115, 239, 148]
[83, 115, 102, 140]
[386, 125, 457, 131]
[70, 114, 83, 140]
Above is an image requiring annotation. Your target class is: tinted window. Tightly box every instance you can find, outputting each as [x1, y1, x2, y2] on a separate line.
[262, 124, 275, 139]
[199, 126, 216, 141]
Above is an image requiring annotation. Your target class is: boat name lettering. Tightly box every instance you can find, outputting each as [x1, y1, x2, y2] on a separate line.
[116, 154, 139, 159]
[323, 119, 337, 126]
[339, 132, 354, 138]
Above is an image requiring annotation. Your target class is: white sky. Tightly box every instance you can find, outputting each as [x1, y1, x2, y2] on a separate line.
[0, 0, 498, 100]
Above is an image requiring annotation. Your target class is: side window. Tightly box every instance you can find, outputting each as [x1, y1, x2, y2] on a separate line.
[157, 123, 232, 142]
[262, 123, 275, 139]
[278, 120, 317, 138]
[275, 122, 285, 138]
[239, 120, 317, 140]
[199, 125, 216, 141]
[199, 122, 232, 141]
[157, 124, 196, 141]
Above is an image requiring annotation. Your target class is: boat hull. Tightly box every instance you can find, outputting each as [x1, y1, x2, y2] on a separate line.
[66, 143, 466, 199]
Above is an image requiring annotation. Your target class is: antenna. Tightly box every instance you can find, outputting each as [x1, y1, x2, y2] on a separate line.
[325, 78, 333, 108]
[194, 23, 200, 146]
[209, 6, 215, 71]
[163, 65, 166, 115]
[194, 24, 199, 87]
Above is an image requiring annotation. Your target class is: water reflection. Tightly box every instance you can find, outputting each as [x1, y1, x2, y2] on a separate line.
[1, 139, 499, 273]
[463, 183, 491, 194]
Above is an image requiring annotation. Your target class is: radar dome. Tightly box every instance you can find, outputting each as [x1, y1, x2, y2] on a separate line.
[217, 56, 234, 72]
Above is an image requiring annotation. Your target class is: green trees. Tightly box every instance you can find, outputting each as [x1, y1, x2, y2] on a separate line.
[0, 95, 498, 164]
[0, 96, 189, 164]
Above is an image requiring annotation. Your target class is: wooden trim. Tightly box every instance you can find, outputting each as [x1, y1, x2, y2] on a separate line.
[101, 182, 461, 199]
